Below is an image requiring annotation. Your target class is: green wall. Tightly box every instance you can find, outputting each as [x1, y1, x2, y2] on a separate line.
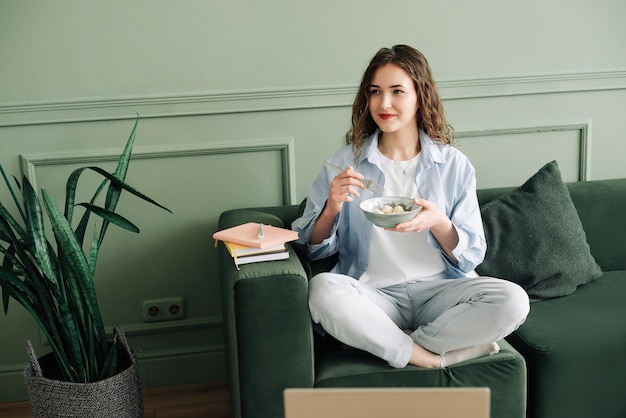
[1, 0, 625, 402]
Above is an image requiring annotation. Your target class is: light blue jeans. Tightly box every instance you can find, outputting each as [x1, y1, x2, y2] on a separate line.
[308, 273, 530, 368]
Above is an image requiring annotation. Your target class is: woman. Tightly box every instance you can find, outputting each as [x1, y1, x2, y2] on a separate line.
[292, 45, 529, 369]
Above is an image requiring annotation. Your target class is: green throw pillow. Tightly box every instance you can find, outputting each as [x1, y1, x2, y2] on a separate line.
[476, 160, 603, 299]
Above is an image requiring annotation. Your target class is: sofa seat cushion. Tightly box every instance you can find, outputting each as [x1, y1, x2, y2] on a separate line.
[314, 339, 526, 418]
[506, 271, 626, 418]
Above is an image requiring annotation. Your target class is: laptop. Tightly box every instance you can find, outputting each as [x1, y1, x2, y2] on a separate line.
[284, 387, 490, 418]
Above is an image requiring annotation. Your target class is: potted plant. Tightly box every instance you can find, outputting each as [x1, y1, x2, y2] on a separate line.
[0, 119, 170, 417]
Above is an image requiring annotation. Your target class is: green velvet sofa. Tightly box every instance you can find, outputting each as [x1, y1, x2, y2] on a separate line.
[219, 173, 626, 418]
[477, 175, 626, 418]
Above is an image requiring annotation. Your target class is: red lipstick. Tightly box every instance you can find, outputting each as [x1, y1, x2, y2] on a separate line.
[379, 114, 395, 120]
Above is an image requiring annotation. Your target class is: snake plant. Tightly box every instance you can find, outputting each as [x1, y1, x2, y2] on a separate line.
[0, 119, 170, 383]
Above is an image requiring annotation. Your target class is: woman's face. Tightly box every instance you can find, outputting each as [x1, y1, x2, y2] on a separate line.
[367, 63, 419, 138]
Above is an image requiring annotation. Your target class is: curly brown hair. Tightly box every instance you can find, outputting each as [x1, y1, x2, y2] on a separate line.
[347, 45, 455, 161]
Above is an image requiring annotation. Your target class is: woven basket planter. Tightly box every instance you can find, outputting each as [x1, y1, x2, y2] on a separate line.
[23, 326, 143, 418]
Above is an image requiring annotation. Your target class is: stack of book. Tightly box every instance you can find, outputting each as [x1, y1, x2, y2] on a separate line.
[213, 222, 299, 270]
[223, 241, 289, 269]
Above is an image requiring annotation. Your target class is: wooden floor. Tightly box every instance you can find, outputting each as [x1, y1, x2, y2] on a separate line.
[0, 381, 233, 418]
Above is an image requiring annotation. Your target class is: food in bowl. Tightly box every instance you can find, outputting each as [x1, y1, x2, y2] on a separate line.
[360, 196, 422, 228]
[370, 202, 410, 214]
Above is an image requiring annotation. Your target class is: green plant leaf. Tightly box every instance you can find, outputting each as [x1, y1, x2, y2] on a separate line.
[105, 117, 138, 208]
[0, 206, 58, 298]
[1, 244, 19, 314]
[0, 269, 76, 381]
[0, 278, 10, 315]
[73, 166, 170, 272]
[86, 166, 171, 213]
[56, 286, 87, 382]
[21, 176, 58, 289]
[64, 166, 107, 230]
[0, 163, 26, 222]
[0, 200, 27, 241]
[1, 284, 9, 314]
[2, 213, 82, 382]
[1, 120, 170, 384]
[41, 189, 107, 351]
[65, 163, 170, 272]
[65, 118, 139, 252]
[100, 340, 118, 380]
[0, 270, 36, 315]
[76, 203, 140, 233]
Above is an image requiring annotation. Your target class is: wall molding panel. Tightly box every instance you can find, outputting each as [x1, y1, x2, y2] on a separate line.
[20, 137, 297, 205]
[1, 70, 624, 127]
[458, 122, 591, 181]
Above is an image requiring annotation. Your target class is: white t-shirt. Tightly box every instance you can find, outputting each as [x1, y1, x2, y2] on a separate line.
[358, 150, 446, 288]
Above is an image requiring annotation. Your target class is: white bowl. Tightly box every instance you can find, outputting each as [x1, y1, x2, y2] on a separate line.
[360, 196, 422, 228]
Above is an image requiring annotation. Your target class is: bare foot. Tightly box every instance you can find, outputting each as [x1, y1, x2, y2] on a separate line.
[407, 343, 441, 368]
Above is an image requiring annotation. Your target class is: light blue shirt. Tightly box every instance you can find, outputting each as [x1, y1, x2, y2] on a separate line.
[292, 130, 486, 280]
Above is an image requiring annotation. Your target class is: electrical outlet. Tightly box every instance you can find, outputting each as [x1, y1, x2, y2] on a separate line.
[142, 297, 186, 323]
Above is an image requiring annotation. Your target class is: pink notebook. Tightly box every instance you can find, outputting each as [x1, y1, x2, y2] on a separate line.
[213, 222, 299, 249]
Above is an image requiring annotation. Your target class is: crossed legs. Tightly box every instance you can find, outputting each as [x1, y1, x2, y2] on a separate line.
[308, 273, 529, 368]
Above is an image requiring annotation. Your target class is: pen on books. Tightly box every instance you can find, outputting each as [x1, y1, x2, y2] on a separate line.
[257, 223, 264, 239]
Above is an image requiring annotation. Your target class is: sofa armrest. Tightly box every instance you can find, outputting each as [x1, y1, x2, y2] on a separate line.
[219, 212, 314, 418]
